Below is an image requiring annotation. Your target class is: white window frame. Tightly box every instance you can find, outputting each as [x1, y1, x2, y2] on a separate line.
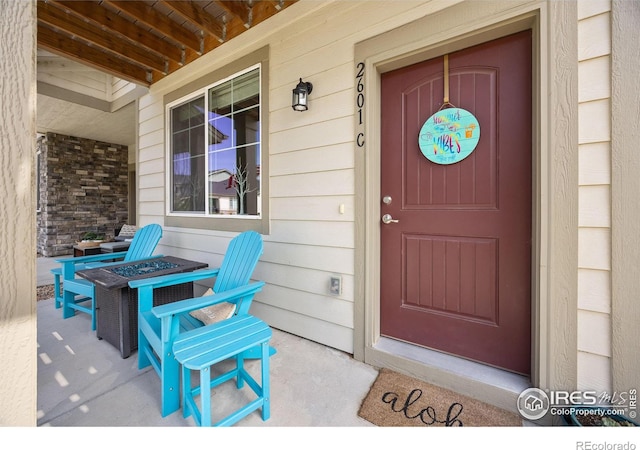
[162, 46, 270, 234]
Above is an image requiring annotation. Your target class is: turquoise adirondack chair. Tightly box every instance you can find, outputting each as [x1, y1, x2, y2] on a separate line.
[128, 230, 269, 417]
[55, 223, 163, 330]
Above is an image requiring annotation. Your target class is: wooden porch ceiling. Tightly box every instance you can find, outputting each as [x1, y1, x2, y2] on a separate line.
[37, 0, 298, 87]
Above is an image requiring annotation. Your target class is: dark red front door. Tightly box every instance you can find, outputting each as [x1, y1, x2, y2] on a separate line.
[380, 31, 532, 375]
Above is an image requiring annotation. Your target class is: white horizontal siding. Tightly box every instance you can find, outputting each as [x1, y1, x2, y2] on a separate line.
[578, 310, 612, 357]
[138, 200, 164, 218]
[579, 142, 610, 185]
[160, 228, 238, 255]
[271, 170, 354, 198]
[578, 99, 611, 144]
[578, 0, 611, 20]
[139, 113, 164, 138]
[578, 185, 610, 227]
[138, 172, 165, 190]
[251, 301, 355, 353]
[578, 228, 611, 271]
[267, 220, 354, 248]
[111, 77, 137, 101]
[577, 352, 612, 394]
[256, 266, 354, 306]
[261, 241, 354, 275]
[139, 93, 163, 120]
[38, 53, 140, 104]
[257, 283, 354, 328]
[37, 70, 109, 101]
[270, 196, 354, 222]
[138, 158, 164, 176]
[578, 268, 611, 314]
[270, 142, 354, 176]
[139, 144, 163, 164]
[270, 117, 354, 153]
[578, 56, 610, 102]
[137, 187, 164, 203]
[577, 2, 612, 390]
[138, 129, 164, 150]
[578, 12, 611, 61]
[272, 89, 354, 131]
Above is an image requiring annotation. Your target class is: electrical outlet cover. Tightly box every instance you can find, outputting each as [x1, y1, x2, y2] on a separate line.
[330, 276, 341, 295]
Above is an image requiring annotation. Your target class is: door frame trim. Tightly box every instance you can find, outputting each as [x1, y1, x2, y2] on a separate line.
[354, 0, 578, 401]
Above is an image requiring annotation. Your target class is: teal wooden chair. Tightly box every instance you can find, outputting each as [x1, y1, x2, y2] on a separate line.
[128, 230, 270, 417]
[173, 315, 272, 426]
[55, 223, 163, 330]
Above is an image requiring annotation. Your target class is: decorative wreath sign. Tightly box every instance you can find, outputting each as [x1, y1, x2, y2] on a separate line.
[418, 107, 480, 165]
[418, 54, 481, 165]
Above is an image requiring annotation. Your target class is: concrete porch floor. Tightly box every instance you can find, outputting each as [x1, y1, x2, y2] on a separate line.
[32, 258, 615, 450]
[36, 256, 378, 427]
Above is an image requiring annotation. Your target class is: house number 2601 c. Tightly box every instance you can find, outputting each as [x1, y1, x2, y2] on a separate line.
[356, 62, 365, 148]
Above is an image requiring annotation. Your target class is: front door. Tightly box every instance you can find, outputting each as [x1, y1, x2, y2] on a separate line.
[380, 31, 532, 375]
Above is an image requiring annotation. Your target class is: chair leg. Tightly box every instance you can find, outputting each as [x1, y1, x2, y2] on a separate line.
[91, 297, 96, 331]
[182, 365, 192, 419]
[160, 348, 181, 417]
[200, 366, 212, 427]
[53, 270, 62, 309]
[172, 317, 272, 427]
[261, 341, 270, 421]
[137, 330, 151, 370]
[236, 353, 245, 389]
[62, 290, 76, 320]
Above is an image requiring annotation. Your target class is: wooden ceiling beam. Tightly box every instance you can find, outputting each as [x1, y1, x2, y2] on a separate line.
[250, 1, 282, 27]
[37, 23, 157, 86]
[38, 1, 167, 74]
[218, 0, 252, 28]
[36, 0, 300, 87]
[160, 0, 226, 41]
[52, 0, 184, 65]
[104, 0, 202, 52]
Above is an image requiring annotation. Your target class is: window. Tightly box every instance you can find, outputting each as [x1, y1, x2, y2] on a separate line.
[168, 66, 261, 218]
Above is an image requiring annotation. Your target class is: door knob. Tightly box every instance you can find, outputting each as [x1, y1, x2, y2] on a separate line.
[381, 214, 399, 224]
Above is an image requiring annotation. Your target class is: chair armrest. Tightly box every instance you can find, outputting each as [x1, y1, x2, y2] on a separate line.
[53, 262, 89, 273]
[56, 251, 129, 265]
[151, 281, 265, 319]
[129, 268, 220, 291]
[57, 253, 126, 279]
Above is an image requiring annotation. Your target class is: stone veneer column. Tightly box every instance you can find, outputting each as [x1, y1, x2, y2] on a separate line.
[37, 132, 129, 256]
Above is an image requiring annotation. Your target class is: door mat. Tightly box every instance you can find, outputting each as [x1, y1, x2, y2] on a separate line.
[358, 369, 522, 427]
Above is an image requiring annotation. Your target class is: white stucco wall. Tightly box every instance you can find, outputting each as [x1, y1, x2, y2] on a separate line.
[0, 0, 37, 426]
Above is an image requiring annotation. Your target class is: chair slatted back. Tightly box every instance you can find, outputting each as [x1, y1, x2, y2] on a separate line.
[123, 224, 163, 261]
[213, 231, 263, 294]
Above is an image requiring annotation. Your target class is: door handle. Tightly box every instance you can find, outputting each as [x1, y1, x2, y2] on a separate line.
[381, 214, 399, 224]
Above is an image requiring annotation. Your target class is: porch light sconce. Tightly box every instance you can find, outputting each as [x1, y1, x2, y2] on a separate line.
[292, 78, 313, 111]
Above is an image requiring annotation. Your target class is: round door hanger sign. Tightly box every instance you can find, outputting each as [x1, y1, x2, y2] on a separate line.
[418, 107, 480, 165]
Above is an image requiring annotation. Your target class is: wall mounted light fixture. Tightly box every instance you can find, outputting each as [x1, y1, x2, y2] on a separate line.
[292, 78, 313, 111]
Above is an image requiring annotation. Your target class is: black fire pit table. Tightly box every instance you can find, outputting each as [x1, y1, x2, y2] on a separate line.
[77, 256, 208, 358]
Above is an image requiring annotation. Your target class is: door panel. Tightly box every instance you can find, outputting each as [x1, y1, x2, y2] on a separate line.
[380, 31, 532, 375]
